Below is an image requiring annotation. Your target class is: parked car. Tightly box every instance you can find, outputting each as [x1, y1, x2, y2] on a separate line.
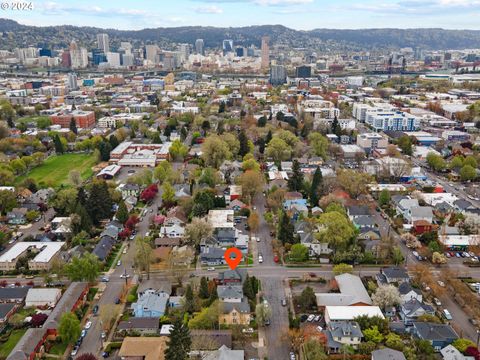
[117, 260, 122, 266]
[314, 315, 321, 322]
[101, 331, 106, 339]
[463, 252, 470, 258]
[469, 319, 478, 326]
[445, 252, 451, 258]
[456, 252, 462, 258]
[433, 298, 442, 306]
[81, 329, 87, 338]
[101, 276, 109, 282]
[120, 273, 130, 279]
[316, 326, 323, 332]
[264, 319, 270, 326]
[281, 299, 287, 307]
[114, 298, 120, 304]
[207, 267, 215, 271]
[300, 314, 308, 322]
[307, 314, 315, 322]
[85, 321, 92, 329]
[258, 255, 263, 263]
[102, 352, 110, 358]
[92, 305, 99, 315]
[290, 352, 296, 360]
[242, 327, 255, 334]
[71, 346, 79, 356]
[437, 281, 446, 287]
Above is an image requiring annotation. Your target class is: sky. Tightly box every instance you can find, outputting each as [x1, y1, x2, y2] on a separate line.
[4, 0, 480, 30]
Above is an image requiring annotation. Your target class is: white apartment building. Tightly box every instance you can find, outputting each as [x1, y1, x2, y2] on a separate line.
[298, 99, 340, 120]
[366, 111, 419, 132]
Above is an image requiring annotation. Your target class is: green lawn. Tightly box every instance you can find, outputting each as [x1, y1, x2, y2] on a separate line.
[0, 329, 27, 358]
[17, 153, 96, 188]
[48, 341, 68, 356]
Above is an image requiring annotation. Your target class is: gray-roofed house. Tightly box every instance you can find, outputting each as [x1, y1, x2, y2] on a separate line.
[202, 345, 244, 360]
[217, 285, 243, 303]
[131, 289, 169, 318]
[217, 269, 246, 285]
[377, 267, 410, 285]
[398, 282, 422, 303]
[190, 330, 232, 349]
[396, 198, 419, 220]
[117, 317, 160, 335]
[0, 286, 31, 304]
[0, 303, 17, 325]
[409, 206, 434, 224]
[200, 247, 226, 266]
[440, 344, 469, 360]
[92, 235, 116, 262]
[400, 299, 435, 325]
[324, 321, 363, 354]
[454, 199, 476, 213]
[347, 205, 370, 221]
[316, 273, 372, 307]
[353, 215, 377, 229]
[219, 298, 251, 325]
[372, 348, 406, 360]
[412, 322, 459, 352]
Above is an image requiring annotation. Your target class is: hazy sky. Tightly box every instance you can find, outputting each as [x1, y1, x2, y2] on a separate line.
[5, 0, 480, 30]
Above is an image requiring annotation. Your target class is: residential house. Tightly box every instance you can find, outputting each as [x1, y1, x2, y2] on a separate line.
[217, 285, 243, 303]
[227, 199, 247, 212]
[440, 344, 470, 360]
[396, 198, 419, 220]
[353, 215, 377, 229]
[118, 337, 167, 360]
[377, 267, 410, 285]
[372, 348, 406, 360]
[190, 330, 232, 349]
[347, 205, 370, 221]
[400, 299, 435, 325]
[92, 235, 116, 262]
[324, 321, 363, 354]
[200, 247, 226, 266]
[174, 184, 191, 198]
[0, 303, 17, 325]
[117, 317, 160, 335]
[7, 208, 28, 225]
[216, 269, 246, 285]
[159, 222, 185, 238]
[295, 221, 331, 257]
[201, 345, 244, 360]
[219, 299, 251, 325]
[398, 282, 422, 304]
[316, 273, 372, 308]
[154, 238, 181, 248]
[25, 288, 62, 308]
[409, 206, 434, 224]
[324, 306, 384, 325]
[412, 322, 459, 352]
[453, 199, 476, 214]
[0, 286, 31, 304]
[132, 289, 169, 318]
[119, 183, 141, 199]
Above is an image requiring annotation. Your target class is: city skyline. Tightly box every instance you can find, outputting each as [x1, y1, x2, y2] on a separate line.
[3, 0, 480, 30]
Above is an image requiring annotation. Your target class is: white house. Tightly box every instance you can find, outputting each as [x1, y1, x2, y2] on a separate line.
[25, 288, 62, 308]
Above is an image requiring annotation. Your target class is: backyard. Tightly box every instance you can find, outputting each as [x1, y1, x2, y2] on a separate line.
[0, 329, 27, 359]
[16, 153, 97, 188]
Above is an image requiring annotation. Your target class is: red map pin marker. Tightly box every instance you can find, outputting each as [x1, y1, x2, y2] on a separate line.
[224, 248, 242, 270]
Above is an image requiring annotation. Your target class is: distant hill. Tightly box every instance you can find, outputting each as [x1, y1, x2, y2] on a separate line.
[1, 19, 480, 51]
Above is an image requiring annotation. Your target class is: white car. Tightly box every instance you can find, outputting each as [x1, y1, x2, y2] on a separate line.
[85, 321, 92, 329]
[258, 255, 263, 263]
[316, 325, 323, 332]
[117, 260, 121, 266]
[307, 314, 315, 322]
[242, 327, 254, 334]
[120, 273, 130, 279]
[314, 315, 321, 322]
[71, 347, 79, 356]
[207, 267, 215, 271]
[437, 280, 446, 287]
[434, 298, 442, 306]
[122, 248, 127, 254]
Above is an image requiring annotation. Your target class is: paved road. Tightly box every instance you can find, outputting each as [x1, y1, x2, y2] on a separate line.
[78, 191, 163, 357]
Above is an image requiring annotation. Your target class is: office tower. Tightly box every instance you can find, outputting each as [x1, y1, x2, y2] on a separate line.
[97, 33, 110, 53]
[145, 45, 160, 64]
[261, 36, 270, 69]
[106, 52, 121, 67]
[120, 42, 132, 54]
[223, 39, 234, 55]
[70, 42, 88, 68]
[235, 47, 244, 57]
[296, 65, 312, 78]
[247, 46, 255, 57]
[92, 49, 107, 65]
[61, 51, 71, 68]
[67, 72, 78, 90]
[179, 43, 190, 62]
[195, 39, 204, 55]
[122, 53, 134, 67]
[39, 48, 52, 57]
[269, 64, 287, 86]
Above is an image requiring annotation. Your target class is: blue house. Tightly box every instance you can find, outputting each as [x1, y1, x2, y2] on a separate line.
[412, 322, 458, 352]
[131, 289, 169, 318]
[283, 199, 308, 211]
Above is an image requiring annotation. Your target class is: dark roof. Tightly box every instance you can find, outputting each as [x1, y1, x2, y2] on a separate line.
[93, 236, 116, 261]
[0, 303, 16, 319]
[413, 322, 458, 342]
[218, 269, 246, 283]
[347, 205, 370, 216]
[190, 330, 232, 349]
[44, 282, 87, 329]
[0, 286, 31, 301]
[117, 317, 160, 331]
[7, 328, 45, 360]
[372, 348, 406, 360]
[221, 298, 250, 314]
[201, 247, 225, 260]
[398, 282, 421, 296]
[154, 238, 181, 247]
[382, 267, 409, 281]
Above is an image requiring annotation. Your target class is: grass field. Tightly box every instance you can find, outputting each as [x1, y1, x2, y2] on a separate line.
[0, 329, 27, 358]
[17, 153, 96, 188]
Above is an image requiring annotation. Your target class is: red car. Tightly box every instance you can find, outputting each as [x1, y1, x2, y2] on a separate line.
[273, 254, 279, 263]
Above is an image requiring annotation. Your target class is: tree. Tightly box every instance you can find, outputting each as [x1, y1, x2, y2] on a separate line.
[10, 159, 26, 175]
[201, 135, 231, 168]
[392, 246, 405, 265]
[358, 341, 377, 355]
[99, 304, 122, 331]
[453, 338, 477, 353]
[450, 156, 464, 170]
[331, 116, 341, 136]
[308, 132, 329, 159]
[237, 170, 264, 204]
[162, 182, 176, 207]
[199, 277, 210, 299]
[53, 134, 65, 154]
[265, 137, 292, 162]
[0, 190, 17, 215]
[184, 284, 196, 314]
[397, 136, 413, 156]
[379, 189, 391, 207]
[169, 139, 188, 161]
[257, 116, 267, 127]
[464, 155, 478, 168]
[363, 326, 384, 343]
[460, 164, 477, 181]
[116, 200, 129, 223]
[135, 237, 153, 280]
[192, 190, 216, 217]
[354, 315, 389, 335]
[86, 179, 113, 225]
[165, 316, 191, 360]
[109, 134, 119, 149]
[184, 217, 213, 247]
[98, 141, 112, 162]
[309, 167, 323, 206]
[415, 339, 434, 356]
[372, 284, 401, 308]
[247, 212, 260, 234]
[69, 118, 78, 134]
[316, 211, 355, 250]
[69, 170, 82, 187]
[303, 339, 328, 360]
[218, 101, 225, 113]
[402, 233, 421, 249]
[189, 301, 220, 329]
[242, 158, 260, 172]
[385, 332, 404, 351]
[426, 152, 446, 171]
[298, 286, 316, 312]
[238, 130, 250, 157]
[65, 253, 101, 282]
[31, 313, 48, 327]
[432, 251, 447, 265]
[58, 312, 81, 344]
[337, 169, 373, 198]
[289, 244, 309, 262]
[278, 210, 294, 245]
[288, 160, 304, 192]
[255, 301, 272, 325]
[333, 263, 353, 275]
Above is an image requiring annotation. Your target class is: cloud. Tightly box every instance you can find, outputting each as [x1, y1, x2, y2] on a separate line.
[195, 5, 224, 13]
[351, 0, 480, 15]
[192, 0, 313, 6]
